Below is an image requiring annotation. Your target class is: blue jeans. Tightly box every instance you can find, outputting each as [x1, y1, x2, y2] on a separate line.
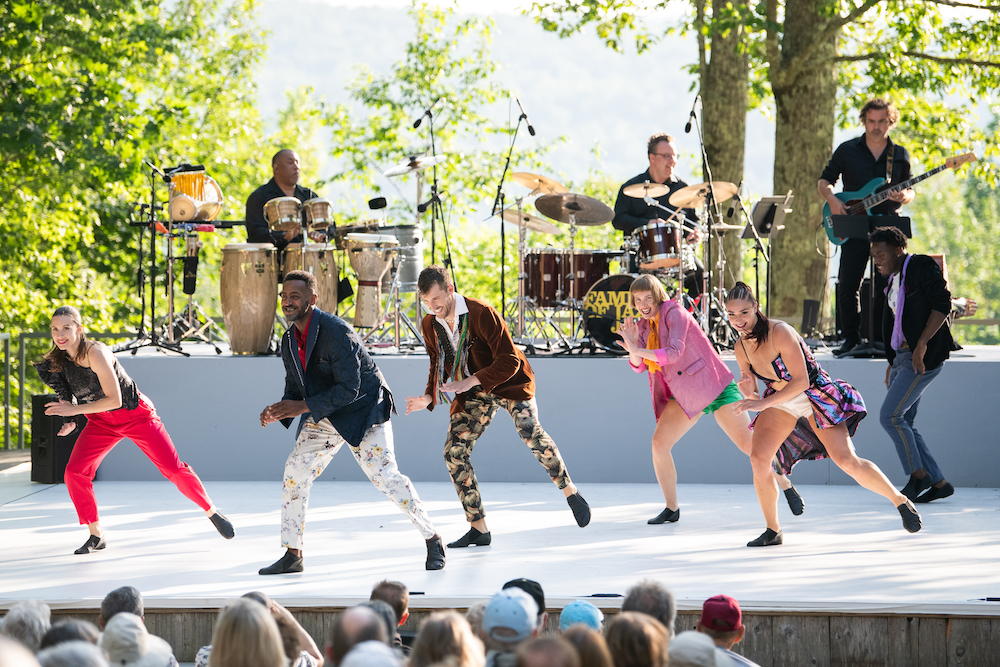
[879, 348, 945, 483]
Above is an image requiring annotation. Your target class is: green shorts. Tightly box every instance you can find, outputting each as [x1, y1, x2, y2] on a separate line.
[701, 381, 742, 414]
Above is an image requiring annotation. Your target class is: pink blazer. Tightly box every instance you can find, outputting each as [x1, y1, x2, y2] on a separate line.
[629, 300, 733, 419]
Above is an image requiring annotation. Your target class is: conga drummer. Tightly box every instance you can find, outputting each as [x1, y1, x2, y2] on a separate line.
[245, 148, 328, 249]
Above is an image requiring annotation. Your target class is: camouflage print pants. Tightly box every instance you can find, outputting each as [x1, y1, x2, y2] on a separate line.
[444, 391, 572, 522]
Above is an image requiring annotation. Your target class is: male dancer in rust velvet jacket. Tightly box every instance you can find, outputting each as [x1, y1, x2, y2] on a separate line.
[405, 265, 591, 548]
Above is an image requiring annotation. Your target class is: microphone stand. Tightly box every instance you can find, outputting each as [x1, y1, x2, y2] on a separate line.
[688, 95, 725, 331]
[489, 106, 527, 325]
[419, 102, 457, 289]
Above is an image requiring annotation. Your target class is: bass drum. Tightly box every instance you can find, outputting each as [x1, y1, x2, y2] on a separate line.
[582, 274, 638, 354]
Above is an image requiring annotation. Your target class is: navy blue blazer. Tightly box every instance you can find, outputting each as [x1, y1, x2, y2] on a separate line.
[280, 308, 394, 447]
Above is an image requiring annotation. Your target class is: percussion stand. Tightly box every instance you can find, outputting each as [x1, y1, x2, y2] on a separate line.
[360, 256, 423, 349]
[168, 231, 225, 354]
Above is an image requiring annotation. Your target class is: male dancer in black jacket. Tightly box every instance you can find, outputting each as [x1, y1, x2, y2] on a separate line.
[258, 270, 445, 574]
[870, 227, 959, 504]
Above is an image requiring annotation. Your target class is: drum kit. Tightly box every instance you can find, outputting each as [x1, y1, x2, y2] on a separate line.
[502, 173, 751, 353]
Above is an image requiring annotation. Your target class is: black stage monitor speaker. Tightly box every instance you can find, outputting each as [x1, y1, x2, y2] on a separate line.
[31, 394, 85, 484]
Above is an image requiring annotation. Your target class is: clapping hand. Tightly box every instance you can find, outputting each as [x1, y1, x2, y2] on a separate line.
[616, 317, 640, 353]
[737, 369, 757, 398]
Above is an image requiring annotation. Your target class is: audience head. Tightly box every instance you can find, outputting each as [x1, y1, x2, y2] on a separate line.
[409, 611, 484, 667]
[0, 601, 51, 653]
[621, 580, 676, 637]
[502, 578, 547, 629]
[330, 605, 390, 666]
[561, 627, 613, 667]
[357, 601, 396, 644]
[669, 630, 735, 667]
[604, 612, 669, 667]
[0, 636, 41, 667]
[516, 636, 580, 667]
[464, 603, 488, 645]
[39, 619, 100, 650]
[696, 595, 745, 650]
[99, 587, 144, 629]
[369, 580, 409, 627]
[36, 641, 107, 667]
[558, 601, 604, 633]
[483, 589, 539, 648]
[339, 640, 401, 667]
[241, 591, 271, 608]
[100, 613, 174, 667]
[208, 599, 285, 667]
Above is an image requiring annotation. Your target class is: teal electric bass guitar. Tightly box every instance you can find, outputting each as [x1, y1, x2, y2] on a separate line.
[823, 152, 977, 245]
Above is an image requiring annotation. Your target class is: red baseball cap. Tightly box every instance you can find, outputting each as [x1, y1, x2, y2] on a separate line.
[700, 594, 743, 631]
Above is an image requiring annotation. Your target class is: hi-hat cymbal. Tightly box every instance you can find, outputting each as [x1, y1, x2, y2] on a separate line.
[501, 209, 561, 235]
[622, 181, 670, 199]
[382, 154, 448, 177]
[511, 172, 568, 195]
[668, 181, 738, 208]
[534, 193, 614, 226]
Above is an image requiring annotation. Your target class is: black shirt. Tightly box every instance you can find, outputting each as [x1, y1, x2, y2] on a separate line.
[612, 170, 698, 235]
[819, 135, 912, 216]
[245, 178, 318, 249]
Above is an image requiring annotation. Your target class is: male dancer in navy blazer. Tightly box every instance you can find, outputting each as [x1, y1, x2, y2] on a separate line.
[258, 270, 445, 574]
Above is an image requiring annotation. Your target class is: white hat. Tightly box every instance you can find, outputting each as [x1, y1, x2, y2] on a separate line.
[99, 614, 173, 667]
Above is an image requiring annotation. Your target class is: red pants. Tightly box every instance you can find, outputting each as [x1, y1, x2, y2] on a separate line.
[64, 394, 213, 525]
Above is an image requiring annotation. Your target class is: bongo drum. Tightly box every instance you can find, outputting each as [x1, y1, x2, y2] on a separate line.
[345, 233, 399, 328]
[283, 243, 339, 313]
[220, 243, 278, 355]
[264, 197, 302, 234]
[302, 198, 334, 230]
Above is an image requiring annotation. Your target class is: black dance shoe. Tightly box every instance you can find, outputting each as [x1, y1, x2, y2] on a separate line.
[834, 338, 861, 357]
[897, 499, 923, 532]
[425, 535, 446, 571]
[901, 474, 933, 501]
[74, 535, 107, 555]
[567, 492, 591, 527]
[209, 512, 235, 539]
[259, 551, 304, 575]
[747, 528, 783, 547]
[914, 482, 954, 504]
[447, 527, 492, 548]
[647, 507, 680, 524]
[784, 486, 805, 516]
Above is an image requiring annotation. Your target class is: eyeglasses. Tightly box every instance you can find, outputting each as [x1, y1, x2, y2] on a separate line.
[650, 153, 676, 159]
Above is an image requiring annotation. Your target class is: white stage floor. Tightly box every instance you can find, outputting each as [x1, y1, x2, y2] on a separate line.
[2, 463, 998, 616]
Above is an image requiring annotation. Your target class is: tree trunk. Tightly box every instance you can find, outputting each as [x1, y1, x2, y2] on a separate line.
[701, 4, 748, 292]
[769, 0, 838, 326]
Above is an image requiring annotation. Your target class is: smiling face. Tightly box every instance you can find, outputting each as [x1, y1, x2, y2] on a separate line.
[280, 279, 316, 325]
[420, 282, 456, 321]
[870, 241, 905, 277]
[632, 291, 660, 320]
[51, 315, 83, 354]
[725, 298, 757, 336]
[647, 140, 678, 183]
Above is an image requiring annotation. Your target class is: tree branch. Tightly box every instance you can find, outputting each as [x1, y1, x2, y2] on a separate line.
[834, 50, 1000, 68]
[921, 0, 1000, 10]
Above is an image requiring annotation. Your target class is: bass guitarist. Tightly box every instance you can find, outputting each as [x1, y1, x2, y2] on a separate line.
[818, 98, 914, 356]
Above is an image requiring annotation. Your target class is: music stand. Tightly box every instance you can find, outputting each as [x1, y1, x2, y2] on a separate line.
[831, 215, 911, 358]
[741, 192, 792, 316]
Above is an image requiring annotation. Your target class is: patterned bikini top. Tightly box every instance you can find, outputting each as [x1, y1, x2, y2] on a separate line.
[741, 338, 820, 388]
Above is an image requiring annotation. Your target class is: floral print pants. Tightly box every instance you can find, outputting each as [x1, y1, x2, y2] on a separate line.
[445, 392, 572, 522]
[281, 417, 437, 549]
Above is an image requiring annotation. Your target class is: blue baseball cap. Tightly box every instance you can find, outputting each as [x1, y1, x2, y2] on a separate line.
[558, 600, 604, 631]
[483, 588, 539, 644]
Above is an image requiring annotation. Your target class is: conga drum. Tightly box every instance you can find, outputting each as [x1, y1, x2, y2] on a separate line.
[283, 243, 339, 314]
[264, 197, 302, 234]
[345, 233, 399, 328]
[220, 243, 279, 355]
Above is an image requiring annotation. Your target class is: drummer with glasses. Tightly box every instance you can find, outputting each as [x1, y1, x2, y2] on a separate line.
[245, 149, 323, 249]
[612, 133, 705, 296]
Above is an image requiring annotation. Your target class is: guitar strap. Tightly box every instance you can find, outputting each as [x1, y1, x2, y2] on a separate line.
[885, 143, 895, 185]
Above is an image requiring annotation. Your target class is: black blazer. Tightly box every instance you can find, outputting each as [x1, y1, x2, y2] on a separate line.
[280, 308, 394, 447]
[881, 254, 960, 371]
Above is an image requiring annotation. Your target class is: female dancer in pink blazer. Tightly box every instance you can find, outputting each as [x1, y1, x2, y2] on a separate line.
[617, 275, 802, 524]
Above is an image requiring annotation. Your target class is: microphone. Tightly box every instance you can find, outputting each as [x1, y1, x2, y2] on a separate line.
[727, 179, 744, 218]
[413, 97, 444, 129]
[515, 95, 536, 136]
[417, 191, 445, 213]
[684, 94, 700, 134]
[143, 160, 165, 178]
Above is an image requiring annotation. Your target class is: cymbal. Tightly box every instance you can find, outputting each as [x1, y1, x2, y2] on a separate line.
[382, 154, 448, 177]
[622, 182, 670, 199]
[668, 181, 738, 208]
[500, 209, 561, 235]
[511, 172, 568, 195]
[711, 223, 746, 232]
[534, 193, 614, 226]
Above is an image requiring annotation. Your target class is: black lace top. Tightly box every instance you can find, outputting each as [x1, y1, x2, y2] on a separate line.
[34, 352, 140, 411]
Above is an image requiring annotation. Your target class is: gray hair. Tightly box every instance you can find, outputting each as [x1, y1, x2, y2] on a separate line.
[1, 601, 52, 652]
[100, 587, 143, 626]
[36, 641, 109, 667]
[622, 580, 676, 637]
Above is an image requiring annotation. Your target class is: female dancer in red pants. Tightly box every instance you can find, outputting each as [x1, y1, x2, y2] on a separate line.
[35, 306, 234, 554]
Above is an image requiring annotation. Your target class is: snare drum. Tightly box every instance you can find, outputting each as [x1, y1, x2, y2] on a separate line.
[634, 221, 680, 269]
[282, 243, 338, 313]
[302, 198, 334, 230]
[220, 243, 279, 355]
[582, 274, 638, 353]
[264, 197, 302, 233]
[345, 233, 399, 328]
